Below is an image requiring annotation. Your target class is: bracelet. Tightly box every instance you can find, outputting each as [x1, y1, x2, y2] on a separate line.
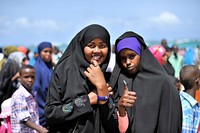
[98, 94, 109, 101]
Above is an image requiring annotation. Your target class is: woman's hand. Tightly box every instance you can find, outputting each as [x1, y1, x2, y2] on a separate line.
[88, 89, 98, 105]
[84, 61, 107, 90]
[118, 85, 137, 117]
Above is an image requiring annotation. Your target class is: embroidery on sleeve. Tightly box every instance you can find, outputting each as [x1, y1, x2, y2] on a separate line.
[62, 102, 73, 113]
[74, 96, 87, 107]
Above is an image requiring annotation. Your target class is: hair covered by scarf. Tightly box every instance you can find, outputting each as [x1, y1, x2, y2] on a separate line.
[109, 31, 182, 133]
[49, 24, 111, 99]
[45, 24, 111, 131]
[38, 42, 52, 54]
[116, 37, 141, 56]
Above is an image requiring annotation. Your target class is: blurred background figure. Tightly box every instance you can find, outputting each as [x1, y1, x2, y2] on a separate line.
[168, 75, 182, 92]
[17, 46, 28, 55]
[0, 50, 27, 109]
[169, 45, 184, 78]
[162, 46, 175, 76]
[0, 48, 3, 61]
[106, 44, 116, 73]
[52, 45, 62, 66]
[29, 48, 39, 66]
[0, 46, 18, 71]
[149, 44, 166, 65]
[194, 46, 200, 68]
[184, 47, 195, 65]
[32, 42, 53, 128]
[0, 98, 12, 133]
[161, 39, 168, 48]
[149, 44, 175, 76]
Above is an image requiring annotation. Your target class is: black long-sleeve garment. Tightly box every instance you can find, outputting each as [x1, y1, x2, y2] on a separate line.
[44, 24, 118, 133]
[109, 31, 182, 133]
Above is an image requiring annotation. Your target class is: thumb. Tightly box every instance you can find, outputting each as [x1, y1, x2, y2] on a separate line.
[123, 80, 128, 91]
[124, 85, 128, 91]
[93, 60, 98, 67]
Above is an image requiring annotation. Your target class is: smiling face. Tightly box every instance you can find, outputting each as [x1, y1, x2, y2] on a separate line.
[119, 48, 140, 75]
[84, 38, 109, 65]
[20, 68, 35, 92]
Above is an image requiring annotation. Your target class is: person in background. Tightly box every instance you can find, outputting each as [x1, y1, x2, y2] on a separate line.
[149, 44, 166, 65]
[8, 51, 28, 67]
[106, 44, 116, 73]
[161, 39, 168, 48]
[11, 65, 48, 133]
[168, 75, 182, 92]
[0, 98, 12, 133]
[169, 44, 184, 78]
[149, 44, 175, 76]
[0, 51, 26, 109]
[32, 42, 53, 128]
[184, 48, 195, 65]
[0, 48, 3, 61]
[195, 46, 200, 104]
[162, 46, 175, 76]
[45, 24, 117, 132]
[179, 65, 200, 133]
[29, 48, 39, 66]
[0, 46, 18, 71]
[17, 46, 28, 55]
[109, 31, 182, 132]
[52, 45, 62, 66]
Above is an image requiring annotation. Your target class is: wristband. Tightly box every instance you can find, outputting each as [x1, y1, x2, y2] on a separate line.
[97, 94, 109, 101]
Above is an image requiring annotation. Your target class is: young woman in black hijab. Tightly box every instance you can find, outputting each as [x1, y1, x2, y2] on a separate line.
[45, 24, 118, 132]
[109, 31, 182, 133]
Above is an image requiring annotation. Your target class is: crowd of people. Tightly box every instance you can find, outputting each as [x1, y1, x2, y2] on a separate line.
[0, 24, 199, 133]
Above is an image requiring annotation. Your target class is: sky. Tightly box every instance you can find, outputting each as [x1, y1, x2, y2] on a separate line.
[0, 0, 200, 47]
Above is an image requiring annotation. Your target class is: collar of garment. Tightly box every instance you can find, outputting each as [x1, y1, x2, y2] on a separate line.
[180, 91, 199, 107]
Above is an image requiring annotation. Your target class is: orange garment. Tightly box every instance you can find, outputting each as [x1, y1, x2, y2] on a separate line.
[18, 46, 28, 54]
[196, 90, 200, 103]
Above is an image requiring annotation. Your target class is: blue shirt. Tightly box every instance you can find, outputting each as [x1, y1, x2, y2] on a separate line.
[180, 91, 200, 133]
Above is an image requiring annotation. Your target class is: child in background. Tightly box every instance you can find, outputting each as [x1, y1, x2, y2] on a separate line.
[179, 65, 200, 133]
[0, 98, 12, 133]
[11, 65, 48, 133]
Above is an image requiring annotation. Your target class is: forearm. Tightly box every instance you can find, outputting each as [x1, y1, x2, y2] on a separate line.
[24, 120, 47, 133]
[96, 82, 109, 104]
[45, 94, 93, 124]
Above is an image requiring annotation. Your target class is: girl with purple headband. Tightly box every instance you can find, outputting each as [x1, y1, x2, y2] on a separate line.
[108, 31, 182, 133]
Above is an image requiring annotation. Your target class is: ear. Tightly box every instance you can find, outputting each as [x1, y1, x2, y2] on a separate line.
[195, 78, 200, 85]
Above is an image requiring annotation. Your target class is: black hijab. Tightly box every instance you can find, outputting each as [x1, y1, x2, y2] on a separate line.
[45, 24, 111, 132]
[55, 24, 111, 97]
[110, 31, 182, 133]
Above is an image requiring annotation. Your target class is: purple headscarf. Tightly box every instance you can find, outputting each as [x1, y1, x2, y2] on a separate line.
[116, 37, 141, 56]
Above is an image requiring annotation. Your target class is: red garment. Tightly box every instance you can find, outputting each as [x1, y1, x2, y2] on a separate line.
[0, 116, 12, 133]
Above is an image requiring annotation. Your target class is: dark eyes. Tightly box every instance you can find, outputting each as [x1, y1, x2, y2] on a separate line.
[120, 54, 136, 62]
[129, 54, 136, 60]
[23, 76, 35, 79]
[86, 42, 107, 49]
[42, 50, 52, 54]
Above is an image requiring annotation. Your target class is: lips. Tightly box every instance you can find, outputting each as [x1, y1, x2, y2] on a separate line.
[92, 55, 101, 61]
[127, 66, 134, 71]
[27, 84, 33, 87]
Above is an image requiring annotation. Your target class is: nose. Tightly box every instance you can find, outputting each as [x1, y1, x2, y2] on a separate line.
[93, 46, 100, 53]
[126, 58, 131, 65]
[28, 77, 33, 82]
